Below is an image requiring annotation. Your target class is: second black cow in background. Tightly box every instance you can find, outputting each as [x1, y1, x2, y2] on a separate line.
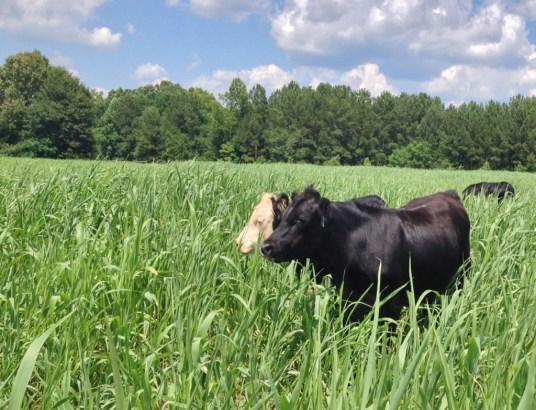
[462, 181, 515, 203]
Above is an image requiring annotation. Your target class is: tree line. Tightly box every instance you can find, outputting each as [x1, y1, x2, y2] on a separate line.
[2, 51, 536, 171]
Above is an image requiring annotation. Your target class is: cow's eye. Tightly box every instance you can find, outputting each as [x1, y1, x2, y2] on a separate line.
[295, 218, 304, 225]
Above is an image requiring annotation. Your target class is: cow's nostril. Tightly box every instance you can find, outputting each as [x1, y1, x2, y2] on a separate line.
[261, 243, 273, 257]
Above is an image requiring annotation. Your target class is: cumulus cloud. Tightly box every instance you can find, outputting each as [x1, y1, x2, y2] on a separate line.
[192, 64, 292, 96]
[423, 64, 536, 102]
[513, 0, 536, 20]
[192, 60, 536, 103]
[341, 64, 395, 96]
[167, 0, 270, 21]
[134, 63, 169, 85]
[268, 1, 536, 103]
[88, 27, 122, 48]
[0, 0, 122, 49]
[158, 1, 536, 102]
[191, 63, 394, 97]
[271, 1, 535, 66]
[291, 64, 396, 95]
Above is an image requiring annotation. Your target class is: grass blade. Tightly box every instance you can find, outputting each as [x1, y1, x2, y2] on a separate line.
[106, 324, 127, 410]
[517, 353, 536, 410]
[8, 312, 72, 410]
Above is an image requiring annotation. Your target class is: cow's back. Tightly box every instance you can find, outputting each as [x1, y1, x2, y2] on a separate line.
[397, 192, 470, 293]
[463, 181, 515, 202]
[462, 183, 483, 197]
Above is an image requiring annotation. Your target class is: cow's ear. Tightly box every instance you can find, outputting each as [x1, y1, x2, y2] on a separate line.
[318, 198, 330, 228]
[291, 191, 298, 201]
[304, 185, 320, 200]
[277, 193, 289, 211]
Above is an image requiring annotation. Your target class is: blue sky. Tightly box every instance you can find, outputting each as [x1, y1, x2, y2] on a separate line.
[2, 1, 536, 103]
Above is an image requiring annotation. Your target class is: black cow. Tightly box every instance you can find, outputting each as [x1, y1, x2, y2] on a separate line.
[462, 181, 515, 203]
[261, 187, 471, 321]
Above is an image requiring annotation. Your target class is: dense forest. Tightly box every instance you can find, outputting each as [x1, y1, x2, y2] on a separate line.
[2, 51, 536, 171]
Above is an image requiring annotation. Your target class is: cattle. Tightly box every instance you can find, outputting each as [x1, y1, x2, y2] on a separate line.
[235, 192, 289, 255]
[261, 186, 471, 321]
[236, 192, 388, 255]
[462, 181, 515, 203]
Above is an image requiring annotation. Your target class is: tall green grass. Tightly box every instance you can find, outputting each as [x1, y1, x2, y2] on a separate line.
[0, 157, 535, 408]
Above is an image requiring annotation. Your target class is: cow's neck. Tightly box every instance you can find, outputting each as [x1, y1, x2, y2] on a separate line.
[308, 204, 369, 286]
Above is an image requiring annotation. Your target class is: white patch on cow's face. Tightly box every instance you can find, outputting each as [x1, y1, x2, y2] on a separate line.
[235, 193, 275, 255]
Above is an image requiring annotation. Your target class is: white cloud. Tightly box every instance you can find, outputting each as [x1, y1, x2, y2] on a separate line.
[513, 1, 536, 20]
[292, 64, 395, 95]
[0, 0, 122, 49]
[340, 64, 395, 96]
[126, 23, 136, 34]
[423, 64, 536, 102]
[271, 1, 535, 65]
[134, 63, 169, 85]
[88, 27, 122, 48]
[192, 64, 292, 96]
[167, 0, 270, 21]
[272, 0, 465, 55]
[191, 63, 394, 97]
[243, 64, 294, 91]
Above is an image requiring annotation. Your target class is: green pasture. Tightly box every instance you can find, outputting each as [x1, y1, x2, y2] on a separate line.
[1, 158, 535, 409]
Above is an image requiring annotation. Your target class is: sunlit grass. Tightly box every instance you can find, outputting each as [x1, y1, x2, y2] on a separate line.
[1, 157, 535, 408]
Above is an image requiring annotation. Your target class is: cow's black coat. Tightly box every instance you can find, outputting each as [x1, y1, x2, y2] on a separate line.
[262, 187, 471, 321]
[271, 193, 387, 229]
[462, 181, 515, 203]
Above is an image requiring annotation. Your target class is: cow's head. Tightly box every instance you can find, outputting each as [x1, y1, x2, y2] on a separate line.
[261, 186, 329, 262]
[235, 192, 289, 255]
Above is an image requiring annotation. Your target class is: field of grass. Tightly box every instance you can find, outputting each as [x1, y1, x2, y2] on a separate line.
[1, 157, 535, 409]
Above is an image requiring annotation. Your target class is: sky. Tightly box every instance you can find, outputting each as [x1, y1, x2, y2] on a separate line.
[2, 0, 536, 103]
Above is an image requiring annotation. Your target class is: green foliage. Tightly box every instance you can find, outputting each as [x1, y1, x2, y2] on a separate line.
[161, 130, 190, 161]
[94, 91, 145, 159]
[223, 78, 250, 115]
[2, 50, 536, 171]
[0, 98, 26, 144]
[28, 67, 95, 158]
[219, 141, 238, 162]
[0, 138, 56, 157]
[1, 50, 49, 105]
[0, 51, 50, 145]
[0, 51, 94, 158]
[1, 158, 536, 408]
[324, 154, 341, 166]
[388, 140, 439, 169]
[481, 160, 492, 170]
[134, 106, 164, 161]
